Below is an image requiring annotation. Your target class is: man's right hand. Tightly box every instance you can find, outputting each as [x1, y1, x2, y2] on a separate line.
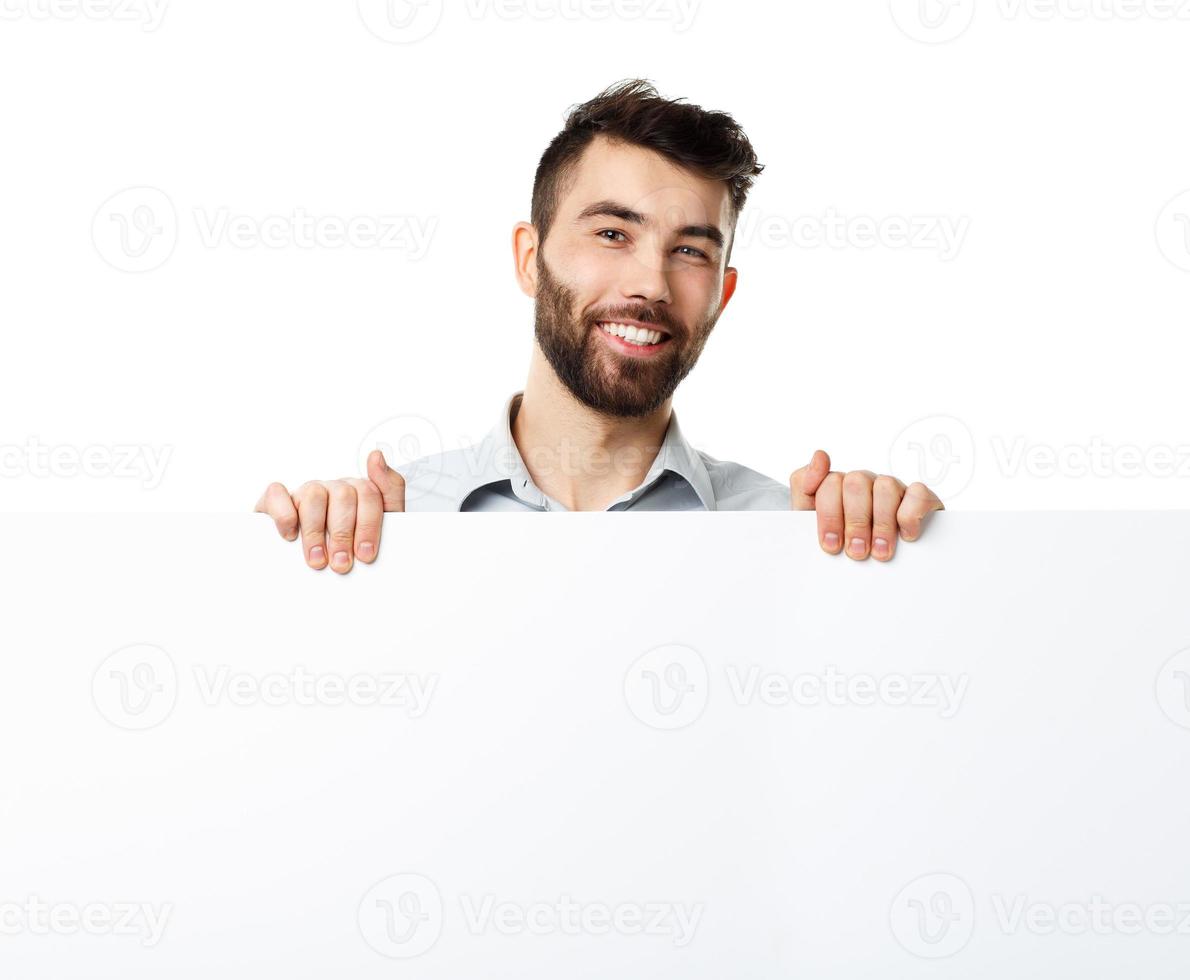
[254, 449, 405, 573]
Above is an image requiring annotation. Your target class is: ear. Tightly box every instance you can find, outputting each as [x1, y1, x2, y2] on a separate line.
[512, 221, 539, 298]
[719, 265, 738, 314]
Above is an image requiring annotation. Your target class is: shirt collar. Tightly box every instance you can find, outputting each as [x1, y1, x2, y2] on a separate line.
[455, 390, 717, 512]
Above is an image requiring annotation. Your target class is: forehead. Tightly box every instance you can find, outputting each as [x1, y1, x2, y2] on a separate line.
[560, 135, 732, 232]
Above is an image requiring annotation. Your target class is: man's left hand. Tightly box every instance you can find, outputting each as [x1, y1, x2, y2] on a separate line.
[789, 449, 944, 561]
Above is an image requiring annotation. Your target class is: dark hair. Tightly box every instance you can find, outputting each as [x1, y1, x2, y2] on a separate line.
[531, 78, 764, 262]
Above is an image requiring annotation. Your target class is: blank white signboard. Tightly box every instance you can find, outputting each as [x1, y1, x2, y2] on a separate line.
[1, 512, 1189, 978]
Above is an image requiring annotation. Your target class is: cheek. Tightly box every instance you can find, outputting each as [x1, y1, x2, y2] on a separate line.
[554, 246, 622, 312]
[550, 235, 604, 278]
[670, 268, 721, 323]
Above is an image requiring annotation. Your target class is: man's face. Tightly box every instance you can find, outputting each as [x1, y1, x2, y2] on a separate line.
[532, 135, 737, 419]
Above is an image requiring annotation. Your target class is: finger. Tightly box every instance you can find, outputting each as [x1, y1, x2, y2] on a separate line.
[789, 449, 831, 510]
[254, 482, 299, 541]
[871, 475, 907, 561]
[814, 471, 845, 554]
[349, 478, 383, 563]
[842, 470, 876, 560]
[294, 482, 329, 570]
[896, 482, 945, 542]
[325, 480, 358, 574]
[367, 450, 407, 512]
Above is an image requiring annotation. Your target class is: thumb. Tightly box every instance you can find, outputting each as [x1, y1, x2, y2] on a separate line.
[367, 449, 406, 512]
[789, 449, 831, 510]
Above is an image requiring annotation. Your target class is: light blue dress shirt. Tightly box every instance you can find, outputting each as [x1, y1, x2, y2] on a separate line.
[393, 391, 790, 512]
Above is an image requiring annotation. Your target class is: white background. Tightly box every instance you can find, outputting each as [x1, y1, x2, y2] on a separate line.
[2, 0, 1188, 512]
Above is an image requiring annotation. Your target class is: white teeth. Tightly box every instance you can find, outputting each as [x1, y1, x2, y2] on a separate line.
[600, 322, 664, 346]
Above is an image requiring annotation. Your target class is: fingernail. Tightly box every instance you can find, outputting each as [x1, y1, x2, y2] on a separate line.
[309, 546, 325, 565]
[332, 550, 350, 568]
[849, 537, 866, 557]
[823, 531, 839, 550]
[873, 537, 889, 558]
[358, 541, 375, 560]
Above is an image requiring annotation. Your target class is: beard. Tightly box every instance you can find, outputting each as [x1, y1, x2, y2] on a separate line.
[532, 252, 716, 419]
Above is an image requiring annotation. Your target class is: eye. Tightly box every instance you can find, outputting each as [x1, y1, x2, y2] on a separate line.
[597, 229, 628, 243]
[675, 245, 708, 260]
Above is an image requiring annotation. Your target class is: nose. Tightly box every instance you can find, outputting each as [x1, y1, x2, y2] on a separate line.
[619, 250, 672, 306]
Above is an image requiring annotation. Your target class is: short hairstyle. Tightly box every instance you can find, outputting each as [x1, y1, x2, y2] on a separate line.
[531, 78, 764, 263]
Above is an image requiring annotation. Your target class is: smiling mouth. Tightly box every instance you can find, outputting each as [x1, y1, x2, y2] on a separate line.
[596, 320, 672, 348]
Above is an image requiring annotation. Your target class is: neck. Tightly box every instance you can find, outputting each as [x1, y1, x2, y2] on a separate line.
[511, 345, 673, 511]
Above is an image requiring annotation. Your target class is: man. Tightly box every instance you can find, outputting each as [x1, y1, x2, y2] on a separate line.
[255, 79, 943, 572]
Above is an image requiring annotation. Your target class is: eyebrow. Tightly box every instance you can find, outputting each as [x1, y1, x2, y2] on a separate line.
[573, 199, 725, 251]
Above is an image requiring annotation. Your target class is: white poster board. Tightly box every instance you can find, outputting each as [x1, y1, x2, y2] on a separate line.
[1, 512, 1189, 978]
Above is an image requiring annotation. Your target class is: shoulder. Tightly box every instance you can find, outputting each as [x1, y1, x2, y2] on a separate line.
[697, 450, 790, 511]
